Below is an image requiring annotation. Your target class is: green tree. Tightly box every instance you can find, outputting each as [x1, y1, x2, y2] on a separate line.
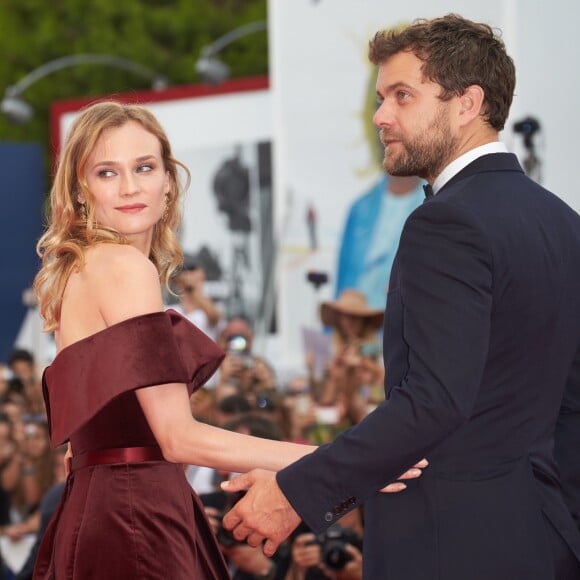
[0, 0, 268, 162]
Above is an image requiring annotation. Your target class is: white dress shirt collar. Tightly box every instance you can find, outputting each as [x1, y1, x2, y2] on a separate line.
[432, 142, 508, 194]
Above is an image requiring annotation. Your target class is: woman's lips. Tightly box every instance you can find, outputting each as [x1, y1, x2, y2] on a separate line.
[116, 204, 146, 213]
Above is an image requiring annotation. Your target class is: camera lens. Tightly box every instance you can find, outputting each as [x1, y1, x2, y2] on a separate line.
[227, 335, 248, 353]
[323, 540, 351, 570]
[317, 525, 362, 570]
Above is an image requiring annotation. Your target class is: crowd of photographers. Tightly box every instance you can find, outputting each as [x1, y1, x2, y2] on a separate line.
[0, 349, 67, 579]
[0, 262, 386, 579]
[175, 260, 386, 580]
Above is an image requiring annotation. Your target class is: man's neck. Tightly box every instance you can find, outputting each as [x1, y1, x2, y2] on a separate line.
[432, 140, 508, 194]
[454, 126, 500, 160]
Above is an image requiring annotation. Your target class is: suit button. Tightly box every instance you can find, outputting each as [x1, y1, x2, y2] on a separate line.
[324, 512, 333, 522]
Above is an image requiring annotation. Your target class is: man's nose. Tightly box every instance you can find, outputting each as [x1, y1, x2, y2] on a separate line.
[373, 101, 394, 128]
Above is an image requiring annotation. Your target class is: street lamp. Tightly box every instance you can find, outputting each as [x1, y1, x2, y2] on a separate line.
[1, 54, 168, 124]
[195, 20, 267, 84]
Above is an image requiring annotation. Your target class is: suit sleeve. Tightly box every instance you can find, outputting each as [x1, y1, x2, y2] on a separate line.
[277, 200, 493, 533]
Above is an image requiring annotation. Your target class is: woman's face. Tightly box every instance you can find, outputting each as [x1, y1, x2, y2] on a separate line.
[81, 120, 171, 252]
[336, 313, 366, 341]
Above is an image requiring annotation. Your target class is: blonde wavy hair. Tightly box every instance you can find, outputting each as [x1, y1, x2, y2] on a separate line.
[34, 100, 190, 331]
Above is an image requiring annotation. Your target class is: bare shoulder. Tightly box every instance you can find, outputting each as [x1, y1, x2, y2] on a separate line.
[84, 243, 157, 280]
[84, 243, 164, 325]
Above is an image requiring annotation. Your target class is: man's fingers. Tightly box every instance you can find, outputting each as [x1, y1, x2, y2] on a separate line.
[221, 472, 254, 493]
[222, 506, 243, 531]
[230, 522, 251, 541]
[264, 538, 281, 558]
[247, 532, 264, 548]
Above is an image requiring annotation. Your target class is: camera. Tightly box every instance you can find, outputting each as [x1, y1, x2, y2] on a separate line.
[513, 116, 540, 150]
[226, 335, 248, 353]
[306, 270, 329, 289]
[226, 335, 254, 369]
[314, 525, 363, 570]
[359, 341, 382, 358]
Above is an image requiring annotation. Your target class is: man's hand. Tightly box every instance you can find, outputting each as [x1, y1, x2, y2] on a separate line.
[221, 459, 428, 556]
[221, 469, 301, 557]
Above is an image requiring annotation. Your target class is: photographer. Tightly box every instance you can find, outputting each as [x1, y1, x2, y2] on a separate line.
[200, 415, 286, 579]
[7, 349, 45, 416]
[216, 318, 277, 398]
[303, 291, 385, 444]
[286, 513, 364, 580]
[169, 254, 223, 341]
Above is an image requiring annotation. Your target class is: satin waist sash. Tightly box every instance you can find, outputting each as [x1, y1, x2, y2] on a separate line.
[70, 445, 165, 471]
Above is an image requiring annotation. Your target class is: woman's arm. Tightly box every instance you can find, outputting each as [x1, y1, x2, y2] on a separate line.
[92, 247, 316, 473]
[136, 383, 316, 473]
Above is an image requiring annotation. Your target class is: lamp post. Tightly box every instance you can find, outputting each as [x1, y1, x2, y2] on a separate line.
[1, 54, 168, 124]
[195, 20, 267, 84]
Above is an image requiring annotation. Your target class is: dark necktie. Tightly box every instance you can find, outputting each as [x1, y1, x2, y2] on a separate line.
[423, 184, 434, 198]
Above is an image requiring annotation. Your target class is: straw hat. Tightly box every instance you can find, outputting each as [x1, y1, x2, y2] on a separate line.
[320, 289, 384, 329]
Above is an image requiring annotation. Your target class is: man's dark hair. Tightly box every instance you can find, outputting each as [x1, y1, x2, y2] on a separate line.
[368, 14, 515, 131]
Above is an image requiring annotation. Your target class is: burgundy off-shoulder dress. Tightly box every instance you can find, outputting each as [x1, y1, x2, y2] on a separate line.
[33, 310, 231, 579]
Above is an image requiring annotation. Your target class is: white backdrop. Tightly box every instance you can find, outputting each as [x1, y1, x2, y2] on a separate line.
[269, 0, 580, 372]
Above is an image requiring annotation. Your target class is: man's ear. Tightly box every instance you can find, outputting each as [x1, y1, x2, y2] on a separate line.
[459, 85, 485, 126]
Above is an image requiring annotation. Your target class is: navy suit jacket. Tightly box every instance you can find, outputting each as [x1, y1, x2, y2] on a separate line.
[278, 153, 580, 579]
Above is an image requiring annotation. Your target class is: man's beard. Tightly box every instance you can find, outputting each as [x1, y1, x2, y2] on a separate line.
[381, 106, 457, 180]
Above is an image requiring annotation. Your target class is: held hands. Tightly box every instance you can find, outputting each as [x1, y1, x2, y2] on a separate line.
[221, 469, 298, 557]
[221, 459, 428, 556]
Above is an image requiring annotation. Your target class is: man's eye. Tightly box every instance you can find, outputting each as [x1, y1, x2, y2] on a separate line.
[397, 91, 410, 101]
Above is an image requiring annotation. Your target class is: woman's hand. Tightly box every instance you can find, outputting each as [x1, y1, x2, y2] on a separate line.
[380, 458, 429, 492]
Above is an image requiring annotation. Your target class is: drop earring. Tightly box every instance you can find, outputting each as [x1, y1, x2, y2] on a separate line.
[79, 203, 87, 221]
[162, 193, 170, 222]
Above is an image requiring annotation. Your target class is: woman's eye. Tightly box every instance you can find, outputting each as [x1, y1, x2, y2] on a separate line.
[137, 164, 154, 173]
[97, 169, 115, 178]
